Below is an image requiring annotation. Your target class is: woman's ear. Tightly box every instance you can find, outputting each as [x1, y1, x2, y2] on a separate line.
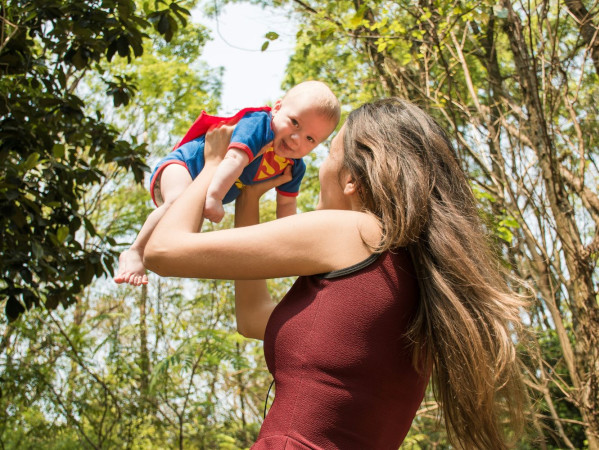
[343, 174, 357, 196]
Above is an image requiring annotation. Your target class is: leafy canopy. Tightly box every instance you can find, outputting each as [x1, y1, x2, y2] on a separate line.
[0, 0, 191, 321]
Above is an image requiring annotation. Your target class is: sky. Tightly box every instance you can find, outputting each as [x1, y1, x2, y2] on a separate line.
[194, 2, 298, 115]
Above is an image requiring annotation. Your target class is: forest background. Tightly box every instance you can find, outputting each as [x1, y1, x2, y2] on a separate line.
[1, 0, 598, 448]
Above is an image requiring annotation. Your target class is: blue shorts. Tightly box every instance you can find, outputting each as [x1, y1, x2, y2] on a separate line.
[149, 137, 241, 206]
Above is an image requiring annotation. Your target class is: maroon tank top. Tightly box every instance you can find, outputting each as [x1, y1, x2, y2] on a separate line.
[252, 249, 429, 449]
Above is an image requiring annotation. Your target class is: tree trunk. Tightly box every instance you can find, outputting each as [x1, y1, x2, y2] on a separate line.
[139, 284, 150, 408]
[564, 0, 599, 75]
[502, 1, 599, 447]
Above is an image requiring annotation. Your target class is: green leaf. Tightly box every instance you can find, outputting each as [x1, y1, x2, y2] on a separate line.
[157, 14, 169, 35]
[56, 226, 69, 244]
[32, 241, 43, 260]
[106, 41, 118, 61]
[57, 69, 66, 89]
[347, 7, 366, 29]
[496, 226, 514, 243]
[261, 41, 269, 51]
[21, 153, 40, 172]
[117, 36, 130, 57]
[5, 296, 25, 322]
[52, 144, 64, 159]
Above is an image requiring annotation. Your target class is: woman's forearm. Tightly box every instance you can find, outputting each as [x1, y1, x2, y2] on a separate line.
[144, 160, 219, 274]
[234, 185, 276, 340]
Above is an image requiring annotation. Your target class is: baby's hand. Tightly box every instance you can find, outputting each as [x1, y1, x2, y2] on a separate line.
[204, 195, 225, 223]
[205, 124, 235, 163]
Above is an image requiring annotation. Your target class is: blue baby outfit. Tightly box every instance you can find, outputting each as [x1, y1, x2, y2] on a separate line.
[150, 109, 306, 206]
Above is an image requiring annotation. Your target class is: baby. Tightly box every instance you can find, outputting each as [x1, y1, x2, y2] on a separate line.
[114, 80, 340, 286]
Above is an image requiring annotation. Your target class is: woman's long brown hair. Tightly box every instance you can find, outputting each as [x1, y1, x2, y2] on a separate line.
[343, 98, 526, 449]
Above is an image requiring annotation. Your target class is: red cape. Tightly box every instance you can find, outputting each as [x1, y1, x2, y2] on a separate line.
[174, 106, 272, 150]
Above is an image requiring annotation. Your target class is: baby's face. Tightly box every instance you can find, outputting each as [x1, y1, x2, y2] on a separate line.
[270, 97, 336, 159]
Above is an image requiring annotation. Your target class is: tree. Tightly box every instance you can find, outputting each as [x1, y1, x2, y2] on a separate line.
[0, 2, 277, 446]
[0, 0, 191, 321]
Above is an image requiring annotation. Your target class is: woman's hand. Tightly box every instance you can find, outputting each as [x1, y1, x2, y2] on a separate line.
[235, 166, 292, 228]
[204, 124, 234, 164]
[241, 166, 293, 201]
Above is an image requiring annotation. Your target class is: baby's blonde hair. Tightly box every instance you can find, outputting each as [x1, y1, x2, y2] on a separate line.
[283, 80, 341, 127]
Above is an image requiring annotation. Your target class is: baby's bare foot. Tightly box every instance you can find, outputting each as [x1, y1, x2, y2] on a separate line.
[114, 249, 148, 286]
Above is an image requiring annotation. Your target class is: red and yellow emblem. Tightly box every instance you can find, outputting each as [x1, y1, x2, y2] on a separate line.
[253, 147, 293, 182]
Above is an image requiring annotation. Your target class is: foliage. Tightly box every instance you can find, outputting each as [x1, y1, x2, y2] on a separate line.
[0, 0, 193, 321]
[3, 0, 599, 448]
[1, 2, 272, 446]
[0, 278, 271, 448]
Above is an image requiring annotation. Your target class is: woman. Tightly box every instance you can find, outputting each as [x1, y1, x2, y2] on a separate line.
[145, 98, 526, 449]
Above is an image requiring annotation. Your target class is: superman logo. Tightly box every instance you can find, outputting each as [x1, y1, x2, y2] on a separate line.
[253, 148, 293, 182]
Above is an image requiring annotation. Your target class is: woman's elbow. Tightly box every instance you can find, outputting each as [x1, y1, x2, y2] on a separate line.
[236, 324, 264, 341]
[235, 315, 266, 340]
[236, 323, 250, 338]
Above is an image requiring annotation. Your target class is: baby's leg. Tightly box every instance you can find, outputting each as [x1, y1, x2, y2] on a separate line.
[114, 164, 192, 286]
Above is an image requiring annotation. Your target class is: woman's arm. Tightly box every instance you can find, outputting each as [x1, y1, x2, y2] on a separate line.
[145, 208, 376, 279]
[144, 129, 380, 281]
[233, 168, 293, 340]
[275, 193, 297, 219]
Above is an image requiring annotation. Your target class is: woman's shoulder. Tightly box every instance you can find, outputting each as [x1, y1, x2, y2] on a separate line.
[294, 209, 380, 240]
[281, 209, 382, 271]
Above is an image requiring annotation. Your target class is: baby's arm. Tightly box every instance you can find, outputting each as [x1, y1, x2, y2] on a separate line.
[205, 148, 249, 223]
[276, 192, 297, 219]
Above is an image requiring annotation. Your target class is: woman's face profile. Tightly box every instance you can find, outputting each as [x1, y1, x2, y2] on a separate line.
[316, 126, 352, 211]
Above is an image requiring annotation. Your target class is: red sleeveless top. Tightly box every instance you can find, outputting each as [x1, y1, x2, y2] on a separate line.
[252, 250, 429, 449]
